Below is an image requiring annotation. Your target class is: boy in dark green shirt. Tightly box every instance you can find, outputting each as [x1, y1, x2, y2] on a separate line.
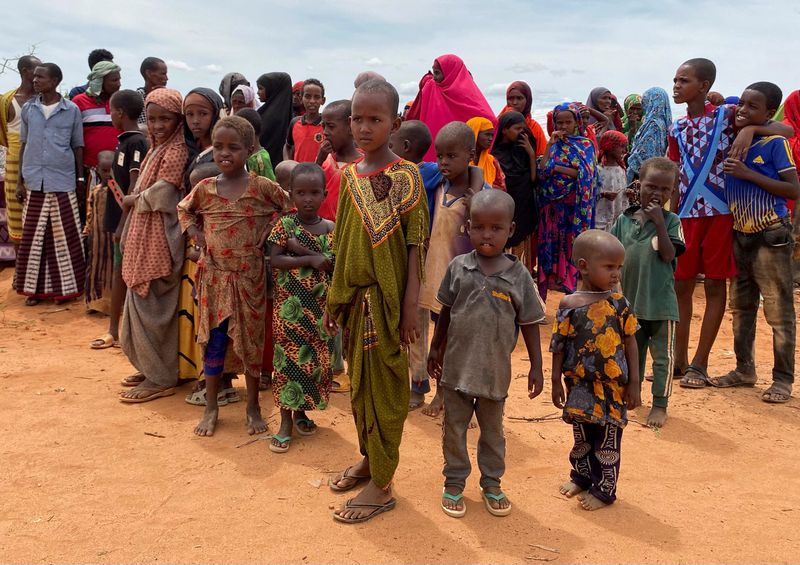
[611, 157, 685, 427]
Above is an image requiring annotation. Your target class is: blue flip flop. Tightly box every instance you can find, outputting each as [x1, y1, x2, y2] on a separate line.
[269, 434, 292, 453]
[294, 418, 317, 436]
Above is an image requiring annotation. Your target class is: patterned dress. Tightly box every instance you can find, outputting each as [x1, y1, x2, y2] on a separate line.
[268, 214, 334, 411]
[550, 293, 638, 428]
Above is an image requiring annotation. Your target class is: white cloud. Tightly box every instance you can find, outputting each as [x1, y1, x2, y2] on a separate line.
[166, 60, 193, 72]
[203, 64, 222, 73]
[486, 83, 508, 96]
[365, 57, 383, 67]
[397, 81, 419, 96]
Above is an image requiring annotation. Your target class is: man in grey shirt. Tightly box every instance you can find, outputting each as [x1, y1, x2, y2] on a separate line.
[15, 62, 86, 305]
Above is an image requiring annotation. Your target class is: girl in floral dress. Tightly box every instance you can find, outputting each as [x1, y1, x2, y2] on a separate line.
[268, 163, 335, 453]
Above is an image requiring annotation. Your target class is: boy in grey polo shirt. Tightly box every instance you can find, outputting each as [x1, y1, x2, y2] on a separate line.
[428, 190, 545, 518]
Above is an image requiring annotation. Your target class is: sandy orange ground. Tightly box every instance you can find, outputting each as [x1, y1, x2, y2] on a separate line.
[1, 265, 799, 564]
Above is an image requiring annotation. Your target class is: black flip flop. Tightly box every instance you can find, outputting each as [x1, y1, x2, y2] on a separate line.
[329, 465, 370, 493]
[680, 364, 708, 389]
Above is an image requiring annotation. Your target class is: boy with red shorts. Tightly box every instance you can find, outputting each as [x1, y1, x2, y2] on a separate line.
[669, 58, 792, 388]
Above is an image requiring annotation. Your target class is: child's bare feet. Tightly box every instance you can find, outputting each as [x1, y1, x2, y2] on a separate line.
[578, 492, 609, 511]
[647, 406, 667, 428]
[194, 407, 218, 436]
[559, 481, 585, 498]
[421, 388, 443, 417]
[246, 405, 268, 435]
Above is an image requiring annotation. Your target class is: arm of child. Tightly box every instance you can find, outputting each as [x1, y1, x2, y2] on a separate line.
[400, 245, 421, 345]
[730, 120, 795, 161]
[269, 243, 331, 271]
[520, 323, 544, 399]
[723, 159, 800, 200]
[427, 305, 451, 382]
[518, 132, 538, 182]
[316, 139, 332, 167]
[643, 203, 676, 263]
[177, 185, 206, 249]
[622, 333, 641, 409]
[551, 351, 566, 409]
[586, 106, 609, 124]
[466, 165, 485, 196]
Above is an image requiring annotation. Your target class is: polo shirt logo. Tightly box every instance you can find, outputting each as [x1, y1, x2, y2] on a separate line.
[491, 290, 511, 302]
[752, 155, 765, 164]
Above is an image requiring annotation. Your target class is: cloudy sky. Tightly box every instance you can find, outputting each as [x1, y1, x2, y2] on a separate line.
[2, 0, 799, 122]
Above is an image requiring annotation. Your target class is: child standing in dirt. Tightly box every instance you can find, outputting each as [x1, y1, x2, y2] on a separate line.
[551, 229, 640, 511]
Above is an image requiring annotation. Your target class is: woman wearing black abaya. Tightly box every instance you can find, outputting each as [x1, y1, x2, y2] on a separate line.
[256, 73, 293, 167]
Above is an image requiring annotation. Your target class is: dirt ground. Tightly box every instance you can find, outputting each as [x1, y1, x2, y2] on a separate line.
[1, 265, 799, 564]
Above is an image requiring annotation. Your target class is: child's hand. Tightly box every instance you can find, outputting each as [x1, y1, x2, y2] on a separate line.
[122, 194, 138, 210]
[309, 254, 333, 271]
[286, 237, 307, 256]
[427, 347, 443, 381]
[642, 200, 665, 226]
[551, 377, 565, 409]
[400, 303, 420, 345]
[317, 139, 333, 162]
[527, 366, 544, 399]
[551, 130, 568, 143]
[623, 384, 642, 410]
[730, 126, 755, 161]
[322, 310, 339, 337]
[723, 157, 752, 180]
[517, 132, 536, 157]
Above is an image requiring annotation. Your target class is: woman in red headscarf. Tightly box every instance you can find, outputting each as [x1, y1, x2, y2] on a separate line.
[405, 54, 496, 161]
[498, 81, 548, 156]
[778, 91, 800, 216]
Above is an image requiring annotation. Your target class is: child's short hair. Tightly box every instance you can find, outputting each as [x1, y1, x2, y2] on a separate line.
[88, 49, 113, 69]
[470, 189, 515, 222]
[573, 229, 625, 264]
[745, 82, 783, 112]
[110, 89, 145, 120]
[189, 162, 221, 186]
[274, 160, 298, 191]
[324, 99, 352, 121]
[235, 108, 261, 137]
[682, 58, 716, 87]
[139, 56, 165, 78]
[212, 115, 255, 149]
[435, 121, 475, 152]
[396, 120, 432, 162]
[97, 150, 115, 164]
[639, 156, 679, 185]
[291, 162, 326, 188]
[302, 78, 325, 97]
[355, 79, 399, 116]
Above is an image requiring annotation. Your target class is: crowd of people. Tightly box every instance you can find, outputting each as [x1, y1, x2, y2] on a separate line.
[1, 49, 798, 523]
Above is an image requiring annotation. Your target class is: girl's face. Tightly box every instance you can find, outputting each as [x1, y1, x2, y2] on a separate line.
[506, 89, 527, 114]
[231, 92, 246, 115]
[291, 173, 326, 220]
[350, 90, 399, 154]
[610, 144, 626, 161]
[212, 126, 252, 176]
[432, 60, 444, 83]
[185, 102, 214, 143]
[555, 111, 578, 135]
[257, 84, 267, 103]
[476, 128, 494, 152]
[146, 103, 181, 145]
[502, 122, 525, 143]
[598, 92, 613, 112]
[580, 247, 623, 291]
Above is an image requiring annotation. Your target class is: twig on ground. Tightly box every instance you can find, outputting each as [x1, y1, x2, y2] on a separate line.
[529, 544, 559, 553]
[525, 556, 557, 562]
[235, 437, 268, 448]
[144, 432, 165, 438]
[507, 414, 561, 423]
[42, 308, 68, 314]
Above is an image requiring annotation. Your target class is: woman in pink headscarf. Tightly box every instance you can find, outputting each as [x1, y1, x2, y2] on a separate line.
[406, 54, 496, 161]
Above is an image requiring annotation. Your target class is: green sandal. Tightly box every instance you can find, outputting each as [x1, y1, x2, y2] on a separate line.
[480, 487, 512, 517]
[294, 418, 317, 436]
[269, 434, 292, 453]
[441, 488, 466, 518]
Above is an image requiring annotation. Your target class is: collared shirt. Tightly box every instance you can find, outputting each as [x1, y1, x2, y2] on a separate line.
[726, 135, 796, 233]
[437, 251, 546, 400]
[20, 95, 84, 192]
[611, 206, 685, 321]
[286, 114, 323, 163]
[71, 93, 123, 168]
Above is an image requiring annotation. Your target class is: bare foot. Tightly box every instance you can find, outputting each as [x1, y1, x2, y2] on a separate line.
[578, 492, 609, 511]
[194, 407, 218, 437]
[560, 481, 585, 498]
[441, 486, 464, 513]
[421, 388, 444, 418]
[246, 405, 268, 435]
[482, 486, 511, 511]
[334, 481, 393, 521]
[647, 406, 667, 428]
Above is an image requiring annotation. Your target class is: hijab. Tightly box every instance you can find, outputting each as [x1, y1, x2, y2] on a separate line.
[781, 90, 800, 172]
[491, 111, 538, 246]
[466, 117, 498, 186]
[622, 94, 642, 136]
[405, 54, 496, 161]
[218, 72, 249, 108]
[598, 130, 628, 167]
[586, 87, 624, 131]
[498, 80, 548, 156]
[86, 61, 121, 97]
[138, 88, 189, 190]
[626, 87, 673, 183]
[256, 72, 293, 167]
[231, 84, 257, 110]
[183, 88, 224, 173]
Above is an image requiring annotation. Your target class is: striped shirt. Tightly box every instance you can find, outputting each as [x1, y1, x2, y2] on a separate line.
[71, 93, 122, 167]
[727, 135, 796, 233]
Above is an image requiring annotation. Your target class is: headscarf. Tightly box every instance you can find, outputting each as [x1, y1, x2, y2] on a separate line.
[780, 90, 800, 172]
[540, 103, 598, 230]
[626, 87, 673, 183]
[491, 111, 538, 247]
[622, 94, 642, 136]
[586, 87, 623, 131]
[498, 80, 549, 156]
[183, 87, 224, 163]
[123, 88, 189, 297]
[598, 130, 628, 167]
[231, 84, 257, 110]
[218, 72, 248, 108]
[85, 61, 121, 97]
[466, 117, 498, 186]
[405, 54, 496, 161]
[257, 72, 293, 167]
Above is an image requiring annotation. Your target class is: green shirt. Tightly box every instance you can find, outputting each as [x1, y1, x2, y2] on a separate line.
[611, 207, 685, 321]
[246, 148, 276, 181]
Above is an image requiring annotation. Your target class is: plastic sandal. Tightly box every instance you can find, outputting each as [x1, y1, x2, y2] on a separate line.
[269, 434, 292, 453]
[441, 489, 466, 518]
[480, 487, 512, 517]
[294, 418, 317, 436]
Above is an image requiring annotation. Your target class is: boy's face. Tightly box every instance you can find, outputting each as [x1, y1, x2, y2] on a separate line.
[579, 246, 624, 291]
[639, 168, 676, 209]
[388, 131, 413, 161]
[468, 206, 515, 258]
[109, 102, 124, 130]
[291, 174, 326, 218]
[351, 91, 399, 154]
[735, 89, 772, 128]
[97, 159, 113, 183]
[672, 64, 706, 105]
[302, 84, 325, 115]
[322, 108, 352, 152]
[435, 138, 473, 180]
[506, 89, 526, 114]
[212, 126, 252, 175]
